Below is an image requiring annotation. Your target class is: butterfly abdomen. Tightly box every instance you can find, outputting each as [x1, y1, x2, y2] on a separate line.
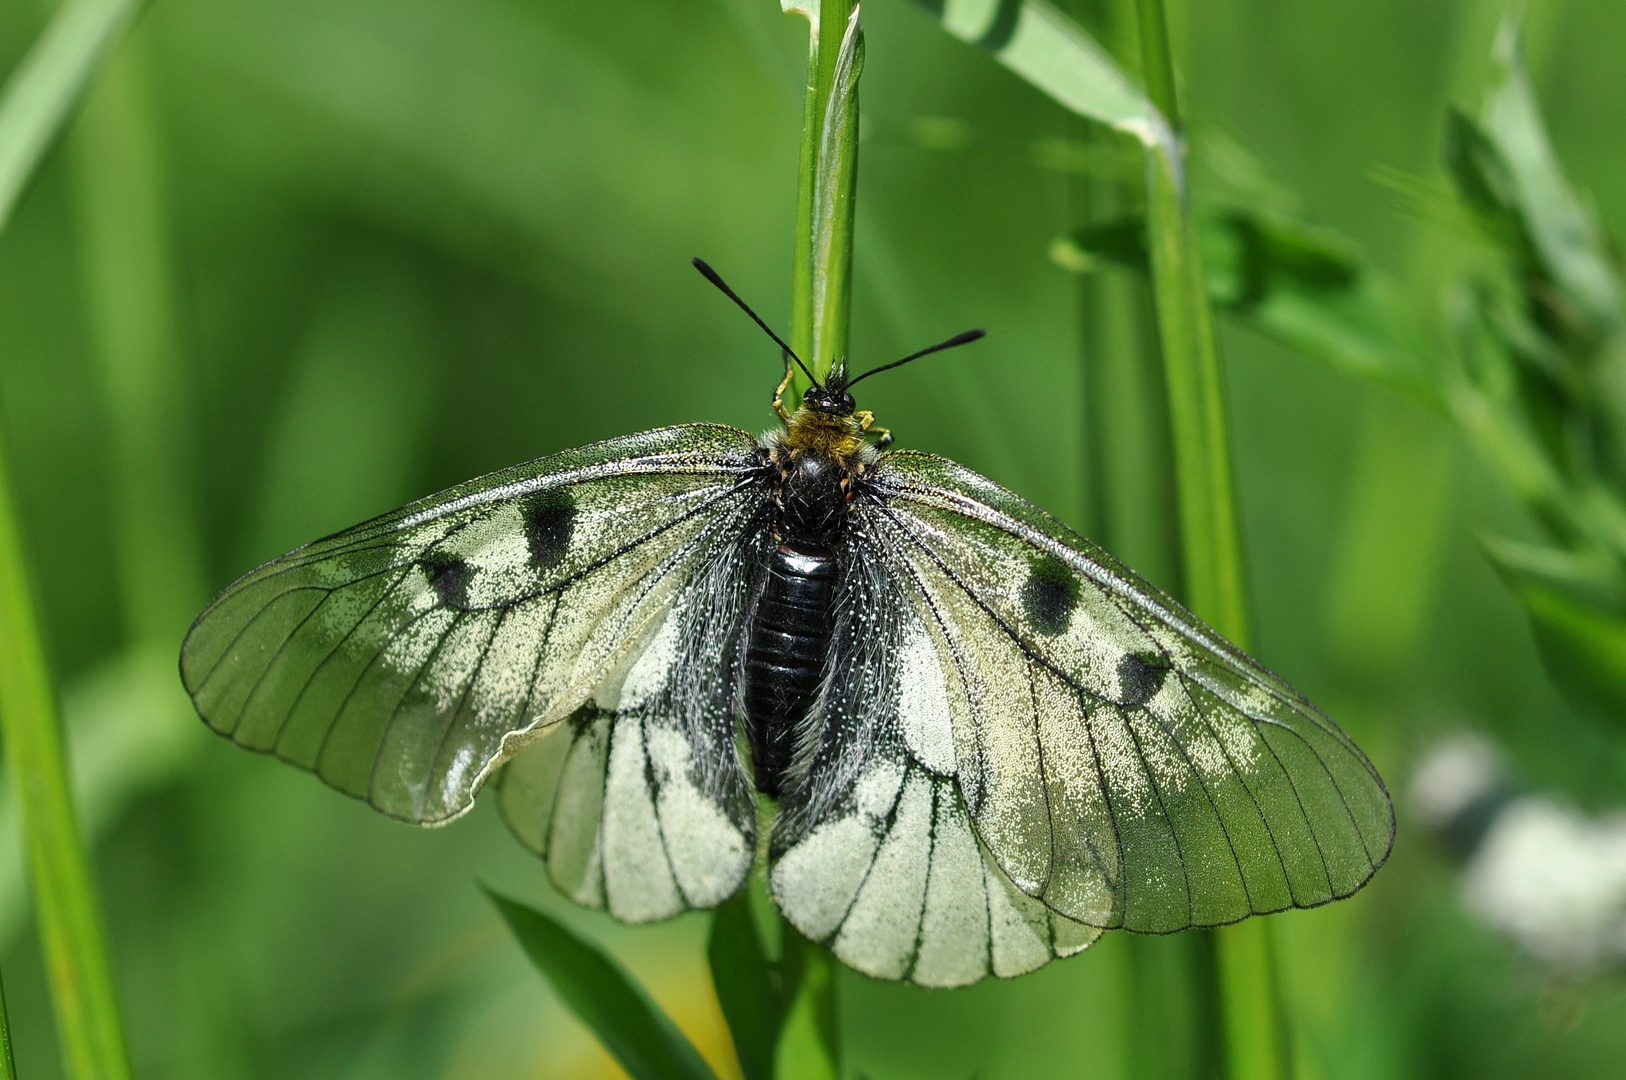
[743, 543, 837, 797]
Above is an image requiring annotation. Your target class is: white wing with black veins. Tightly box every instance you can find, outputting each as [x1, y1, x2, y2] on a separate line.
[855, 450, 1394, 937]
[768, 537, 1103, 988]
[181, 424, 768, 847]
[495, 515, 769, 922]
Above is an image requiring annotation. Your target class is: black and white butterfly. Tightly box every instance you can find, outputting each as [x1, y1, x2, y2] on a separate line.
[180, 260, 1392, 988]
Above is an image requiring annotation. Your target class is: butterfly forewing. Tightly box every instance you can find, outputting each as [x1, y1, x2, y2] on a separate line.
[858, 450, 1394, 933]
[180, 424, 766, 826]
[495, 510, 770, 922]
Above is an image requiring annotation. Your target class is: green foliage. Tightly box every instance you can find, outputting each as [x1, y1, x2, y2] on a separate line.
[0, 1, 1625, 1079]
[707, 895, 781, 1080]
[0, 0, 141, 232]
[0, 3, 145, 1077]
[1059, 15, 1626, 736]
[488, 889, 720, 1080]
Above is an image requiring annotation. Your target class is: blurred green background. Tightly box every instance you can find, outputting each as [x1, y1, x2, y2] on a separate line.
[0, 0, 1624, 1077]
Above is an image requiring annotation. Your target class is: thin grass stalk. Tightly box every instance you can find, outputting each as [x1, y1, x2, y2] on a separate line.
[787, 0, 862, 400]
[0, 432, 131, 1080]
[772, 3, 864, 1075]
[1055, 4, 1207, 1077]
[0, 969, 16, 1080]
[1133, 3, 1288, 1078]
[0, 4, 145, 1077]
[773, 928, 839, 1080]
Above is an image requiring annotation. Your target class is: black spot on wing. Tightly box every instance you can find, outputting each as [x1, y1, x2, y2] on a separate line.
[1021, 556, 1079, 636]
[520, 489, 575, 568]
[421, 554, 474, 609]
[1117, 652, 1171, 707]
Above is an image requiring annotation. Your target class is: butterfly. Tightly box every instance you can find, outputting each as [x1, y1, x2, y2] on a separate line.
[180, 259, 1393, 988]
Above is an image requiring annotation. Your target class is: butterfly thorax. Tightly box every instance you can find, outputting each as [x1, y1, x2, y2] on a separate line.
[782, 402, 867, 460]
[744, 405, 879, 796]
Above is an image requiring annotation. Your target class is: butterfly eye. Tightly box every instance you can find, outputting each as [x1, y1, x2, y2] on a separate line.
[839, 391, 855, 411]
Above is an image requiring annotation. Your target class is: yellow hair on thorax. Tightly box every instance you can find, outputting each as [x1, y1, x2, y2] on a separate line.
[783, 407, 866, 462]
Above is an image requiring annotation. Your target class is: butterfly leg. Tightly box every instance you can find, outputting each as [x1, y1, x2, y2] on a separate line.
[856, 411, 893, 450]
[772, 359, 795, 423]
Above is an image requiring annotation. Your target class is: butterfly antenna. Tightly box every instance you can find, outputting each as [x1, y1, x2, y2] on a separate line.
[842, 328, 986, 389]
[692, 258, 819, 386]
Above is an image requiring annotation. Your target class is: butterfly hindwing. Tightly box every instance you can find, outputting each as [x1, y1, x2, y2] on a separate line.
[768, 540, 1102, 987]
[495, 514, 770, 921]
[180, 424, 767, 826]
[862, 451, 1395, 934]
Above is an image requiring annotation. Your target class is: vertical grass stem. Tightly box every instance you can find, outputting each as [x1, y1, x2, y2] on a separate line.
[1135, 3, 1286, 1078]
[0, 433, 131, 1080]
[786, 0, 863, 402]
[772, 3, 864, 1071]
[0, 969, 16, 1080]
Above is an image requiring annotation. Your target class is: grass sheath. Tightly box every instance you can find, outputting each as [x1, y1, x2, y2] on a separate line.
[0, 433, 132, 1080]
[787, 0, 862, 402]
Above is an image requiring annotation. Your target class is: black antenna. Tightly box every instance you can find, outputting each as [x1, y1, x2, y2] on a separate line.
[842, 328, 986, 389]
[692, 258, 818, 387]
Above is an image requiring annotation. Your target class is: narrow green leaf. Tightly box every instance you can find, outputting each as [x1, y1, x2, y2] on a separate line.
[0, 436, 131, 1080]
[708, 893, 782, 1080]
[0, 0, 144, 234]
[773, 935, 839, 1080]
[1216, 920, 1290, 1080]
[0, 967, 17, 1080]
[0, 8, 146, 1078]
[486, 889, 720, 1080]
[1143, 145, 1250, 645]
[1205, 213, 1434, 404]
[1481, 536, 1626, 732]
[1060, 208, 1435, 404]
[908, 0, 1170, 158]
[1478, 18, 1621, 333]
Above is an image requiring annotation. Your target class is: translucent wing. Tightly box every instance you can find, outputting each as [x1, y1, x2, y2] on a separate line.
[180, 424, 769, 830]
[495, 516, 770, 921]
[768, 539, 1102, 988]
[856, 451, 1394, 935]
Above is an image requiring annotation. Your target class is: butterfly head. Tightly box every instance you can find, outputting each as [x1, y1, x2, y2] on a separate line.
[690, 257, 985, 446]
[801, 381, 857, 416]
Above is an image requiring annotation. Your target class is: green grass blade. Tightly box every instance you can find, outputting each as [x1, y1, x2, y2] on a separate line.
[0, 968, 16, 1080]
[1132, 4, 1286, 1075]
[773, 934, 838, 1080]
[777, 6, 854, 1075]
[1142, 150, 1249, 643]
[0, 437, 131, 1080]
[487, 888, 721, 1080]
[910, 0, 1163, 150]
[1480, 535, 1626, 731]
[1479, 18, 1620, 332]
[0, 0, 143, 234]
[787, 0, 863, 399]
[0, 8, 150, 1077]
[708, 893, 782, 1080]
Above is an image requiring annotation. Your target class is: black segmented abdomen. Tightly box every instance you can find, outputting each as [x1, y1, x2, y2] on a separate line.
[744, 543, 836, 797]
